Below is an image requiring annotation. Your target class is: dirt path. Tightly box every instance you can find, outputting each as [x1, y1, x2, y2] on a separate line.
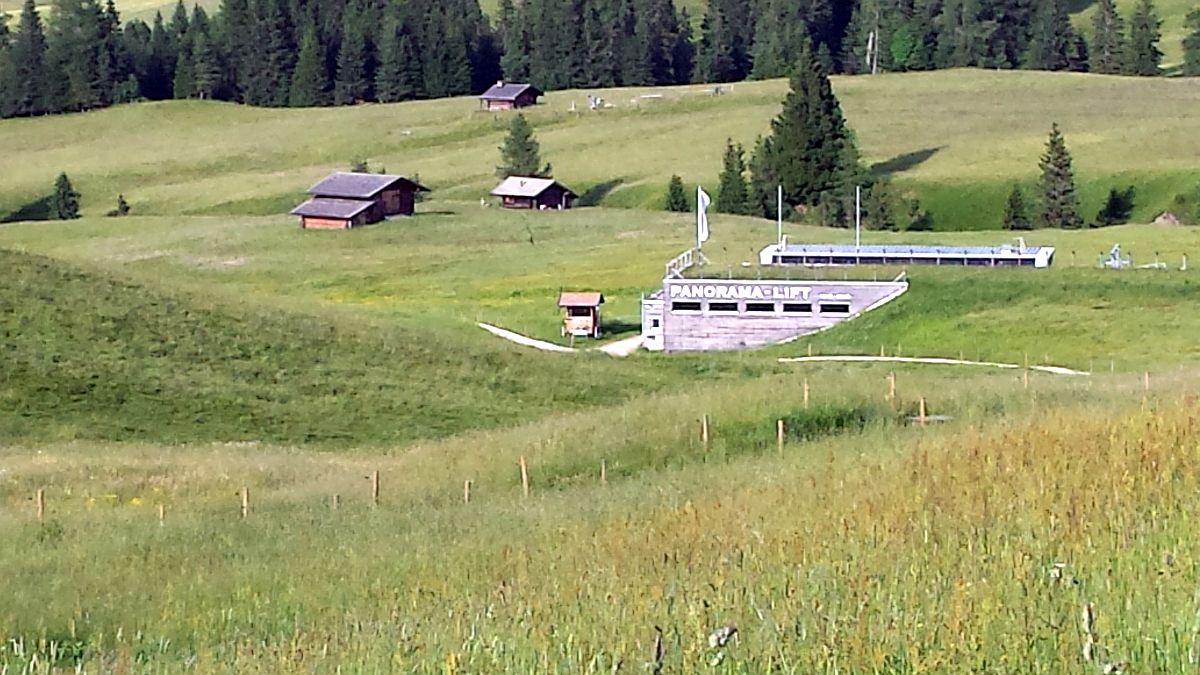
[777, 355, 1089, 376]
[477, 323, 644, 357]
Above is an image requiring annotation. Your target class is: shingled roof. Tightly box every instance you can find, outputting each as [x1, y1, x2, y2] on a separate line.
[289, 198, 375, 219]
[491, 176, 577, 198]
[558, 291, 604, 307]
[307, 172, 429, 199]
[479, 82, 542, 101]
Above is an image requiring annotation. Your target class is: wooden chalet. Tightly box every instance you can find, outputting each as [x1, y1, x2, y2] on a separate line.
[559, 291, 604, 338]
[479, 81, 542, 111]
[291, 171, 430, 229]
[491, 176, 577, 210]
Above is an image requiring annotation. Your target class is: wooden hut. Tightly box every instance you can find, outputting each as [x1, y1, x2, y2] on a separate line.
[558, 291, 604, 338]
[479, 82, 542, 110]
[306, 172, 429, 217]
[289, 198, 377, 229]
[491, 176, 577, 210]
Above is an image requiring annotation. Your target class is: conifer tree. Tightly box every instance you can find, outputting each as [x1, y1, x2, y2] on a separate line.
[497, 113, 550, 178]
[665, 174, 690, 212]
[334, 15, 369, 104]
[172, 35, 194, 98]
[747, 135, 778, 219]
[1125, 0, 1163, 75]
[937, 0, 984, 68]
[754, 40, 855, 215]
[1184, 9, 1200, 77]
[1003, 185, 1031, 230]
[1024, 0, 1072, 70]
[1094, 186, 1135, 226]
[1037, 123, 1082, 229]
[145, 12, 173, 99]
[192, 31, 220, 99]
[1091, 0, 1125, 74]
[10, 0, 49, 115]
[51, 172, 81, 219]
[0, 12, 14, 117]
[288, 25, 326, 106]
[715, 139, 749, 215]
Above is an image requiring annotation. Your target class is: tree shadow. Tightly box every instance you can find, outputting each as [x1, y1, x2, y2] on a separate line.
[576, 178, 625, 207]
[1, 195, 52, 223]
[1065, 0, 1095, 13]
[869, 147, 942, 178]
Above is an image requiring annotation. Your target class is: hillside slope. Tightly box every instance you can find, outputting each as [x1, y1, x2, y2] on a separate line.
[2, 70, 1198, 230]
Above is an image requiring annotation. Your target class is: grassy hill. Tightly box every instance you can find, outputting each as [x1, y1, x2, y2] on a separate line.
[3, 70, 1199, 231]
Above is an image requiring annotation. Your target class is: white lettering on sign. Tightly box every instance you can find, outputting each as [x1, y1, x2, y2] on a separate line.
[669, 283, 812, 301]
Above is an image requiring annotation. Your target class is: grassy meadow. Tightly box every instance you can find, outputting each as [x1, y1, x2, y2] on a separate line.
[4, 66, 1200, 672]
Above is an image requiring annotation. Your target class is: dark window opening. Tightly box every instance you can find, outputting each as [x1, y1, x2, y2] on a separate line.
[783, 303, 813, 314]
[708, 302, 739, 313]
[651, 319, 660, 328]
[820, 303, 851, 314]
[566, 306, 592, 317]
[745, 302, 775, 313]
[671, 301, 701, 312]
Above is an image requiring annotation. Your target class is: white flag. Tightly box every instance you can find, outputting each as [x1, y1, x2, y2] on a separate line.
[696, 186, 711, 245]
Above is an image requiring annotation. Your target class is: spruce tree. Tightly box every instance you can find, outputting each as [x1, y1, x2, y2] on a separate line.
[192, 31, 220, 99]
[1184, 9, 1200, 77]
[288, 26, 326, 106]
[756, 40, 855, 214]
[1023, 0, 1072, 71]
[0, 12, 14, 117]
[334, 16, 369, 104]
[1037, 123, 1082, 229]
[937, 0, 985, 68]
[1003, 185, 1031, 230]
[51, 172, 81, 219]
[497, 113, 549, 178]
[665, 174, 689, 212]
[863, 178, 896, 230]
[715, 139, 749, 215]
[1091, 0, 1125, 74]
[747, 135, 778, 219]
[1125, 0, 1162, 75]
[172, 36, 194, 98]
[11, 0, 49, 115]
[1094, 186, 1135, 226]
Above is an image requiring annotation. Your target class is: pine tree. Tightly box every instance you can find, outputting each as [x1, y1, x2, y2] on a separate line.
[334, 14, 369, 104]
[1037, 123, 1082, 229]
[1125, 0, 1163, 75]
[10, 0, 49, 115]
[1094, 186, 1135, 226]
[1024, 0, 1072, 71]
[747, 135, 778, 219]
[497, 113, 549, 178]
[756, 40, 856, 214]
[288, 26, 326, 106]
[1003, 185, 1031, 230]
[0, 11, 15, 117]
[715, 139, 749, 215]
[1091, 0, 1125, 74]
[498, 0, 530, 81]
[665, 174, 690, 211]
[172, 35, 194, 98]
[937, 0, 985, 68]
[1184, 9, 1200, 76]
[51, 172, 81, 219]
[863, 178, 896, 230]
[192, 31, 220, 98]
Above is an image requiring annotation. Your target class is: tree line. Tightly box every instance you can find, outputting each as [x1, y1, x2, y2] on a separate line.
[2, 0, 1200, 119]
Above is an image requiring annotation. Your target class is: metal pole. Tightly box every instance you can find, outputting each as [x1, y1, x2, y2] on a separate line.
[855, 185, 862, 250]
[777, 184, 783, 246]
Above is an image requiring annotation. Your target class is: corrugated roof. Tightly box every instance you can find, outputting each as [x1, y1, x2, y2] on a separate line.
[491, 176, 577, 198]
[558, 291, 604, 307]
[290, 198, 374, 219]
[307, 172, 428, 199]
[480, 82, 541, 101]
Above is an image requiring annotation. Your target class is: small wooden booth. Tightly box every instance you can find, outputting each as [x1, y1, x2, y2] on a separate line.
[558, 291, 604, 338]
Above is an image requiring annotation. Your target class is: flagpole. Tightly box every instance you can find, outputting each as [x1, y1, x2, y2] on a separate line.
[855, 185, 862, 251]
[776, 185, 783, 247]
[696, 185, 702, 251]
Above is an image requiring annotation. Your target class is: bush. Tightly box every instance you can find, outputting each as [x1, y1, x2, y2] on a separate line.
[1093, 186, 1135, 227]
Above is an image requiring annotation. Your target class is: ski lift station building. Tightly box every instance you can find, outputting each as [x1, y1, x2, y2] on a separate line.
[758, 241, 1056, 268]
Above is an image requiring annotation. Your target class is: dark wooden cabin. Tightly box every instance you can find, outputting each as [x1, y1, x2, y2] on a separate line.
[306, 172, 429, 217]
[490, 176, 578, 210]
[479, 82, 542, 111]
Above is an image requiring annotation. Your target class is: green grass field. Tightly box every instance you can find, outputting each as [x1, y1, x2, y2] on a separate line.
[4, 67, 1200, 672]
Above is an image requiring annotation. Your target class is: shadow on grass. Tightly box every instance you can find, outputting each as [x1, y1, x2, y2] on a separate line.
[602, 318, 641, 338]
[869, 147, 942, 178]
[1, 195, 52, 223]
[577, 178, 625, 207]
[413, 209, 458, 216]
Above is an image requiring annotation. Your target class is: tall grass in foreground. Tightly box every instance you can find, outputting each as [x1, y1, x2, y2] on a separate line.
[3, 377, 1199, 672]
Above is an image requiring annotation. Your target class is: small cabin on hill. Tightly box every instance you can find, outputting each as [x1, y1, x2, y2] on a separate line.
[559, 291, 604, 338]
[291, 171, 430, 229]
[479, 82, 542, 110]
[491, 176, 577, 210]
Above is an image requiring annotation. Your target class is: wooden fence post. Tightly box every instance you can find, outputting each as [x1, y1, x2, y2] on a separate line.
[887, 372, 896, 406]
[370, 470, 380, 508]
[701, 415, 710, 450]
[331, 494, 340, 510]
[36, 488, 44, 522]
[1144, 371, 1150, 395]
[600, 459, 607, 485]
[919, 398, 928, 427]
[1023, 368, 1029, 390]
[520, 456, 530, 498]
[776, 419, 785, 454]
[803, 379, 810, 409]
[240, 487, 250, 519]
[464, 480, 472, 504]
[807, 344, 813, 357]
[880, 345, 885, 357]
[158, 503, 165, 526]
